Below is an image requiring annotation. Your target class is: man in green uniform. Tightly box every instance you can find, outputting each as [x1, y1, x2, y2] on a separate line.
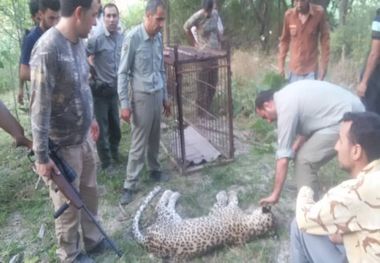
[118, 0, 171, 205]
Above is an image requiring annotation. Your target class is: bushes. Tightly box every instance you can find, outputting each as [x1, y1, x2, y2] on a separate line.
[330, 5, 377, 63]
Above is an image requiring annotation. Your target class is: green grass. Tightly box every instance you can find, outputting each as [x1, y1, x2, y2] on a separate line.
[0, 78, 347, 263]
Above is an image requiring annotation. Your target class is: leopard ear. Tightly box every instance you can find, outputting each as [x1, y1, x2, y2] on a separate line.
[262, 206, 271, 213]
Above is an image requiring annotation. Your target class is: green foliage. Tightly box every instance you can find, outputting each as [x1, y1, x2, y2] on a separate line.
[120, 1, 145, 30]
[260, 71, 287, 91]
[330, 5, 377, 63]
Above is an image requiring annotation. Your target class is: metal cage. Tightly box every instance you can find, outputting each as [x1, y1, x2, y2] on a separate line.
[161, 45, 234, 174]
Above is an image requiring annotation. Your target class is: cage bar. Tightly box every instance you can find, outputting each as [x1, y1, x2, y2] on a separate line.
[161, 45, 234, 174]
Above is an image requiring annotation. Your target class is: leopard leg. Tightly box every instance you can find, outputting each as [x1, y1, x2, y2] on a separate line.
[156, 190, 173, 213]
[167, 192, 182, 222]
[209, 190, 228, 215]
[227, 190, 239, 206]
[168, 192, 180, 210]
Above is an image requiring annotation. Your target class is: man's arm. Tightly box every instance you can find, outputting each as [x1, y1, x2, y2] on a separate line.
[19, 64, 31, 81]
[357, 39, 380, 97]
[318, 11, 330, 80]
[259, 157, 289, 206]
[292, 135, 306, 153]
[183, 11, 201, 47]
[117, 34, 135, 123]
[278, 13, 291, 77]
[30, 43, 59, 178]
[296, 185, 360, 235]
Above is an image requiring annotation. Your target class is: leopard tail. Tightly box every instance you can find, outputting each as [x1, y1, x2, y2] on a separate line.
[132, 186, 162, 245]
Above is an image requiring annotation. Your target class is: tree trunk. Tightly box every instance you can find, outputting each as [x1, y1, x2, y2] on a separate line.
[339, 0, 349, 25]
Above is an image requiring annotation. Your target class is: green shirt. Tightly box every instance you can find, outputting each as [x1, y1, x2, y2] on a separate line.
[117, 23, 167, 109]
[87, 25, 123, 88]
[183, 9, 220, 50]
[274, 80, 364, 159]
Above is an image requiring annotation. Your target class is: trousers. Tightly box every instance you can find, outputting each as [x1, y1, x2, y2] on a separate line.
[49, 136, 103, 262]
[124, 90, 163, 190]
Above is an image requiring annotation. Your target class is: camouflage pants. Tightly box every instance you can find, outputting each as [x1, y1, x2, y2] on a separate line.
[49, 136, 103, 262]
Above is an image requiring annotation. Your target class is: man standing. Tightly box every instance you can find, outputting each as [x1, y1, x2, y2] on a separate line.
[30, 0, 111, 262]
[291, 112, 380, 262]
[118, 0, 171, 205]
[256, 80, 364, 206]
[278, 0, 330, 83]
[87, 3, 122, 170]
[357, 9, 380, 114]
[183, 0, 221, 117]
[18, 0, 60, 105]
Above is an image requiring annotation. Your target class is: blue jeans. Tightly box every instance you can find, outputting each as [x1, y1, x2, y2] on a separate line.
[290, 219, 347, 263]
[289, 72, 316, 83]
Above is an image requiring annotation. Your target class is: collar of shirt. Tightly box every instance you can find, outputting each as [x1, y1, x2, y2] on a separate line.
[141, 23, 159, 42]
[102, 22, 111, 37]
[358, 159, 380, 175]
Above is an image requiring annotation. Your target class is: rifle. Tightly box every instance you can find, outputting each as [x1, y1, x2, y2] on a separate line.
[46, 140, 123, 257]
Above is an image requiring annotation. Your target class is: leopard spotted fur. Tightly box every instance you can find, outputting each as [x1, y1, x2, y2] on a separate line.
[132, 186, 274, 261]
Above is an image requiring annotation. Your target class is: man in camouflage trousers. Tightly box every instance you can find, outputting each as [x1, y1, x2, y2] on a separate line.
[30, 0, 111, 262]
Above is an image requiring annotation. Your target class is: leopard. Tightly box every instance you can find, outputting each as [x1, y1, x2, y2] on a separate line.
[132, 186, 275, 261]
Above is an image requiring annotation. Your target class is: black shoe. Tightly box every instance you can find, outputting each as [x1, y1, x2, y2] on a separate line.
[87, 238, 113, 255]
[73, 253, 94, 263]
[120, 189, 133, 205]
[150, 171, 169, 182]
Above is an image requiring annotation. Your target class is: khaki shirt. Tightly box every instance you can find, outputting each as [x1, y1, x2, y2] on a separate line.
[87, 25, 123, 88]
[117, 24, 167, 109]
[278, 4, 330, 75]
[296, 160, 380, 262]
[183, 9, 220, 50]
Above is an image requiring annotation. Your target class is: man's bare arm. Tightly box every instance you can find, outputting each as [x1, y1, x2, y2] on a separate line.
[259, 157, 289, 206]
[19, 64, 31, 82]
[357, 39, 380, 97]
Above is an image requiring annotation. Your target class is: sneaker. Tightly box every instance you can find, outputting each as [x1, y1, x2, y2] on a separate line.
[73, 253, 94, 263]
[87, 238, 112, 255]
[120, 189, 133, 205]
[150, 171, 170, 182]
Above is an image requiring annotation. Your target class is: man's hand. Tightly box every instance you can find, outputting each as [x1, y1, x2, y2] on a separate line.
[259, 192, 280, 206]
[90, 120, 99, 142]
[35, 159, 60, 179]
[121, 108, 132, 123]
[329, 234, 343, 244]
[163, 100, 171, 117]
[357, 82, 367, 98]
